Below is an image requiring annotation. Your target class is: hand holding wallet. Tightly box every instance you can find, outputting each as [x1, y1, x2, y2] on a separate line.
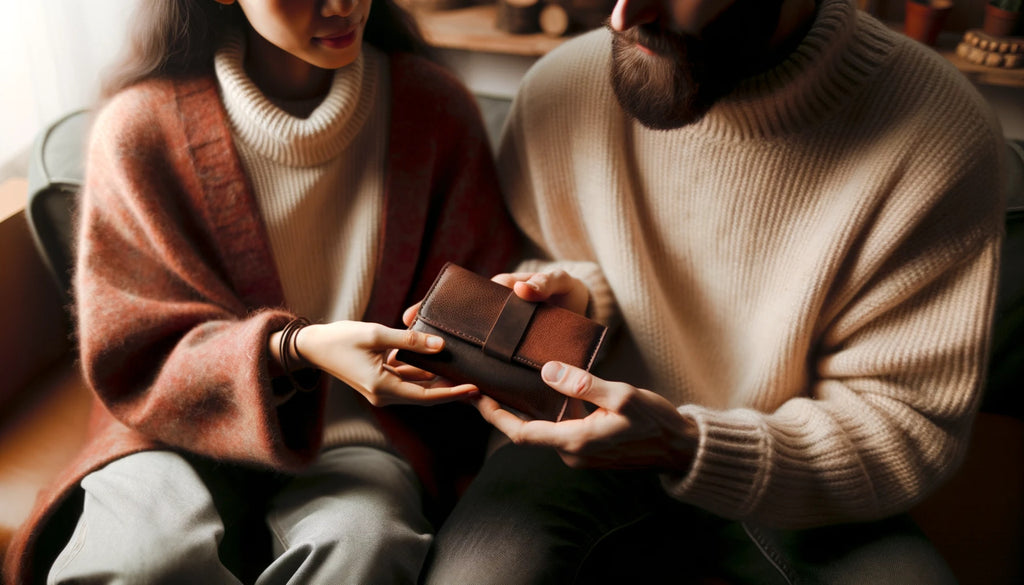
[396, 263, 607, 421]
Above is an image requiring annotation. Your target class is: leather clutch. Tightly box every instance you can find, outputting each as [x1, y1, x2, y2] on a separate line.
[396, 263, 607, 421]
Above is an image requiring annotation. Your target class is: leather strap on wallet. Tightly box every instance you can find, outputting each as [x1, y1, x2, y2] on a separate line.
[396, 263, 607, 421]
[483, 295, 536, 361]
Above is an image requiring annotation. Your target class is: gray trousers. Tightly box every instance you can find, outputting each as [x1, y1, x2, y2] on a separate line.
[422, 444, 959, 585]
[47, 446, 432, 585]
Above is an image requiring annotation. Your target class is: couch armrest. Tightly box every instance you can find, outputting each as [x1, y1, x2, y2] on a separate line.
[0, 355, 90, 557]
[0, 178, 69, 410]
[0, 178, 87, 559]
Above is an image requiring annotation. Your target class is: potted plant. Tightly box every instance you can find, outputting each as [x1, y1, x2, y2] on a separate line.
[904, 0, 954, 46]
[984, 0, 1022, 38]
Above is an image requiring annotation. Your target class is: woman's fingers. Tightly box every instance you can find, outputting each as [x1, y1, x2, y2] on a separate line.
[367, 378, 478, 407]
[363, 323, 444, 353]
[388, 363, 439, 382]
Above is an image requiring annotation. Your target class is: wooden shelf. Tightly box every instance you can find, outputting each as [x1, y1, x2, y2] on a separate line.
[415, 5, 568, 56]
[417, 7, 1024, 88]
[895, 24, 1024, 89]
[936, 41, 1024, 89]
[941, 49, 1024, 89]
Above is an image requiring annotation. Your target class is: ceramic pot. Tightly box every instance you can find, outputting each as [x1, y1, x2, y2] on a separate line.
[904, 0, 953, 46]
[983, 4, 1021, 38]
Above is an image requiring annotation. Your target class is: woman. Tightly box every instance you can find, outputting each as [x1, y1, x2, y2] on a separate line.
[4, 0, 518, 583]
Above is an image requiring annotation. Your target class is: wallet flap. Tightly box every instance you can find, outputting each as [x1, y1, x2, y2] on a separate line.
[416, 263, 606, 371]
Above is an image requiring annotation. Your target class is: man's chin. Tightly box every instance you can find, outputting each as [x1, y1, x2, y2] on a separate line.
[609, 32, 715, 130]
[609, 69, 713, 131]
[613, 88, 711, 130]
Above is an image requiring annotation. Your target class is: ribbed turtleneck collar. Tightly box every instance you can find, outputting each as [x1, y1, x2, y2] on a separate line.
[215, 32, 379, 167]
[689, 0, 896, 139]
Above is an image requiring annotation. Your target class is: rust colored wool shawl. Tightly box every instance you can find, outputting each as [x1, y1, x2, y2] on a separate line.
[4, 53, 519, 584]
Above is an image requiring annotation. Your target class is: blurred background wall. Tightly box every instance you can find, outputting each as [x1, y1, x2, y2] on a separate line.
[0, 1, 132, 182]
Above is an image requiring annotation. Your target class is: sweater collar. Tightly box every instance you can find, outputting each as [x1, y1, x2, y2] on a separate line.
[214, 32, 380, 166]
[688, 0, 895, 139]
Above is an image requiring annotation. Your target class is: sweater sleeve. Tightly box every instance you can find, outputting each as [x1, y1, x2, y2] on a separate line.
[75, 88, 323, 472]
[664, 117, 1007, 528]
[670, 241, 1002, 527]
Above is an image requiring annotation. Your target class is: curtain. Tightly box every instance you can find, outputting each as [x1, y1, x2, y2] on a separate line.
[0, 0, 133, 176]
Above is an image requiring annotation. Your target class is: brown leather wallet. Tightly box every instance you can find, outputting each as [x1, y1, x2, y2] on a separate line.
[396, 263, 607, 421]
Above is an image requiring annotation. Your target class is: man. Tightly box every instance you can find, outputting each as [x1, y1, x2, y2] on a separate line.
[421, 0, 1007, 582]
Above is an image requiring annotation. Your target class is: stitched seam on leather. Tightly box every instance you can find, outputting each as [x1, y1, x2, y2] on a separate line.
[583, 327, 607, 371]
[417, 314, 486, 346]
[417, 262, 451, 321]
[418, 262, 492, 347]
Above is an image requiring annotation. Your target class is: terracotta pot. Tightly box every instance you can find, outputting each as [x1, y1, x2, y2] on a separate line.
[904, 0, 953, 46]
[983, 4, 1022, 38]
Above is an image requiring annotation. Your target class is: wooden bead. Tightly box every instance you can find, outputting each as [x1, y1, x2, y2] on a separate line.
[496, 0, 542, 34]
[539, 3, 570, 37]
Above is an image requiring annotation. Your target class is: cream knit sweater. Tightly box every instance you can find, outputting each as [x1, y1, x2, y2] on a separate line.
[215, 38, 390, 448]
[499, 0, 1007, 528]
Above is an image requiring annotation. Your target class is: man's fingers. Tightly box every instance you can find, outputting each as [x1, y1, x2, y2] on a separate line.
[512, 281, 549, 302]
[471, 393, 507, 420]
[522, 270, 570, 298]
[477, 397, 577, 448]
[494, 271, 576, 299]
[541, 362, 631, 412]
[491, 272, 538, 288]
[515, 271, 590, 314]
[474, 392, 604, 452]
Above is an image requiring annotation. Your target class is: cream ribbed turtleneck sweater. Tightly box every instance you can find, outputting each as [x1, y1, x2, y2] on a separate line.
[499, 0, 1007, 528]
[215, 38, 391, 448]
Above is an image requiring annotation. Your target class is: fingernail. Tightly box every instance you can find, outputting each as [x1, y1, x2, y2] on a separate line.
[526, 281, 541, 291]
[426, 336, 443, 350]
[542, 361, 565, 383]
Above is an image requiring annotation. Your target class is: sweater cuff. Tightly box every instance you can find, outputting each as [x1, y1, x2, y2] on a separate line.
[661, 406, 772, 520]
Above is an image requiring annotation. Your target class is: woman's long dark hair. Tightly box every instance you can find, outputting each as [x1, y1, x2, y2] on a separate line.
[102, 0, 431, 99]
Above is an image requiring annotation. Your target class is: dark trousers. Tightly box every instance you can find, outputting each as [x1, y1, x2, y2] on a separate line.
[422, 444, 957, 585]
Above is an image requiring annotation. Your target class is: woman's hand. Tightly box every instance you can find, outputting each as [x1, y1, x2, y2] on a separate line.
[291, 321, 478, 407]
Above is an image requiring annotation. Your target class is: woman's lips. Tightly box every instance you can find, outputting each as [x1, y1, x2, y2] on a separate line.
[316, 29, 357, 49]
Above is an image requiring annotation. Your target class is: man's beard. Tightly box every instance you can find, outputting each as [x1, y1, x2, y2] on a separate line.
[610, 26, 715, 130]
[609, 0, 786, 130]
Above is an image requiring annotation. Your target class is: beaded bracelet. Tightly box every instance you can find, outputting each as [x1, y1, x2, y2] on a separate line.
[278, 317, 320, 391]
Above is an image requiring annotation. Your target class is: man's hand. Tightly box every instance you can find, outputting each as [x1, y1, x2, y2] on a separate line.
[474, 362, 698, 472]
[492, 270, 590, 315]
